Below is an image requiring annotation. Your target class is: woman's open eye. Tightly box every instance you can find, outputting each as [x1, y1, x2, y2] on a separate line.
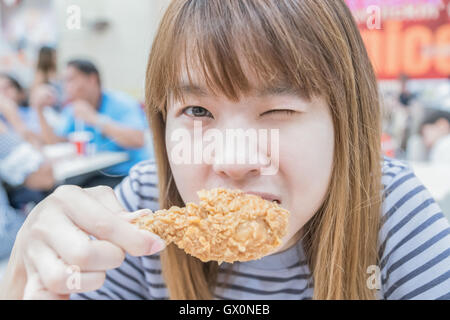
[182, 106, 214, 119]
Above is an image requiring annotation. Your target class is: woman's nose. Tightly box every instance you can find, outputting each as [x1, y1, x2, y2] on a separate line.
[211, 140, 270, 181]
[213, 161, 262, 181]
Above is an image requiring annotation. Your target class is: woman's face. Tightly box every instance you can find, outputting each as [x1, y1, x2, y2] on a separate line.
[165, 72, 335, 253]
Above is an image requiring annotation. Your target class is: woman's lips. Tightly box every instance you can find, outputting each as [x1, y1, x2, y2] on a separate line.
[244, 191, 281, 204]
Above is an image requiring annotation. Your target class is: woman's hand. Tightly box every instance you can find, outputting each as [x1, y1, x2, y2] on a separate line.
[0, 185, 165, 300]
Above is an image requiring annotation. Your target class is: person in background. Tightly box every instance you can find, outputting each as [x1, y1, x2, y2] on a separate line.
[33, 46, 58, 88]
[0, 121, 55, 259]
[0, 182, 25, 260]
[397, 74, 425, 157]
[0, 73, 42, 147]
[0, 73, 60, 144]
[398, 74, 417, 108]
[35, 59, 151, 187]
[420, 109, 450, 163]
[32, 46, 63, 108]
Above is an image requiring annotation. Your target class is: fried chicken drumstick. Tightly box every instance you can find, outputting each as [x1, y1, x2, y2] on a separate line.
[132, 188, 290, 263]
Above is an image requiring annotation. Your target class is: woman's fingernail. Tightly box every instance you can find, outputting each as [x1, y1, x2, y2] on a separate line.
[134, 209, 153, 215]
[131, 209, 152, 219]
[139, 230, 165, 254]
[150, 239, 166, 254]
[125, 210, 153, 223]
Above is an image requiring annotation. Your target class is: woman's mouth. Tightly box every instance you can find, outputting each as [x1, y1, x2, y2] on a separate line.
[244, 191, 282, 205]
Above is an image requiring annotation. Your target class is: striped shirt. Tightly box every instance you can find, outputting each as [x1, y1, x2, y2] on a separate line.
[71, 157, 450, 300]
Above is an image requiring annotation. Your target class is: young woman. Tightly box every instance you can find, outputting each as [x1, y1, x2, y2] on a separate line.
[1, 0, 449, 300]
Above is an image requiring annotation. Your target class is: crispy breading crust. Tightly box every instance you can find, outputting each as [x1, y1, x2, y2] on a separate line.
[132, 188, 290, 263]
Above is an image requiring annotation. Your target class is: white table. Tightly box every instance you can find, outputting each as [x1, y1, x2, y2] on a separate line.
[43, 144, 129, 182]
[52, 152, 129, 182]
[409, 162, 450, 220]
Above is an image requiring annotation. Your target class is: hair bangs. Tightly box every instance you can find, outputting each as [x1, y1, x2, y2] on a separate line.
[155, 0, 326, 114]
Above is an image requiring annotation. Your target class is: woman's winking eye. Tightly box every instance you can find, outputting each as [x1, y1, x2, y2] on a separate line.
[261, 109, 296, 117]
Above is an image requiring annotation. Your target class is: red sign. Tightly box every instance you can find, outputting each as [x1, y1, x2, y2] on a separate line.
[346, 0, 450, 79]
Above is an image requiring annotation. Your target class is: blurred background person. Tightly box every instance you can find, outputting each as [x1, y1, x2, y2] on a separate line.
[0, 121, 55, 259]
[398, 74, 417, 108]
[0, 181, 25, 260]
[0, 73, 42, 146]
[32, 46, 58, 88]
[420, 109, 450, 163]
[35, 59, 150, 187]
[0, 73, 60, 144]
[396, 74, 425, 156]
[31, 45, 63, 108]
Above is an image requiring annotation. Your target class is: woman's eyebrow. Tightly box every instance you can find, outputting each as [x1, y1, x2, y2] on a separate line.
[255, 84, 299, 97]
[178, 83, 209, 97]
[176, 82, 300, 98]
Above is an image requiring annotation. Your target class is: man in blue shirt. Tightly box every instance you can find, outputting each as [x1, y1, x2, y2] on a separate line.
[34, 59, 152, 187]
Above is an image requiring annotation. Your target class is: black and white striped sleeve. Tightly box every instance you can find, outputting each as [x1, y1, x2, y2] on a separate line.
[378, 159, 450, 300]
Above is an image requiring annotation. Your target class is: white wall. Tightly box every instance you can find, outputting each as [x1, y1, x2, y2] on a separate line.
[54, 0, 170, 101]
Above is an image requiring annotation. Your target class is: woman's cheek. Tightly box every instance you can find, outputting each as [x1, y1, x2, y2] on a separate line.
[279, 117, 334, 234]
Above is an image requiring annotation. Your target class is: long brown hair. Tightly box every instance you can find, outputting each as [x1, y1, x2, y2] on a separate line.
[37, 47, 56, 73]
[145, 0, 382, 300]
